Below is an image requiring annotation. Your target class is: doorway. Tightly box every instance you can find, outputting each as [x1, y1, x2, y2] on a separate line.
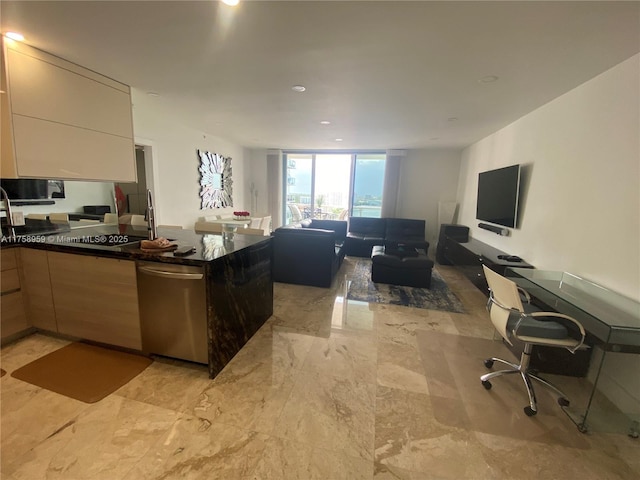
[115, 146, 149, 215]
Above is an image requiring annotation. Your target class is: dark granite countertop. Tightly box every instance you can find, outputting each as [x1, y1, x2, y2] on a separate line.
[1, 220, 270, 266]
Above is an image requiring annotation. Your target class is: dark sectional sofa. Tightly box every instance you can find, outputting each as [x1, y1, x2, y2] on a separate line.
[344, 217, 429, 257]
[272, 219, 347, 288]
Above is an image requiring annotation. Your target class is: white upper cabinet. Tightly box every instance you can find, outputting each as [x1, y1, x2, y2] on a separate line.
[1, 36, 137, 182]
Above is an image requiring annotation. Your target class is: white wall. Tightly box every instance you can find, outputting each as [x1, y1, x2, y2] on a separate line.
[131, 89, 250, 228]
[457, 54, 639, 300]
[396, 149, 463, 248]
[456, 54, 640, 416]
[11, 181, 115, 217]
[247, 148, 270, 217]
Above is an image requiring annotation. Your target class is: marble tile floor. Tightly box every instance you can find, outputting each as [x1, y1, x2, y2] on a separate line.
[1, 257, 638, 479]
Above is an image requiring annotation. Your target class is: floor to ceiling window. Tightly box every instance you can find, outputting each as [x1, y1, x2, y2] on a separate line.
[283, 152, 386, 225]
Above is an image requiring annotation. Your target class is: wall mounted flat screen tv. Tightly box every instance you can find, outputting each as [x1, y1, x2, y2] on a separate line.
[0, 179, 65, 201]
[476, 164, 520, 228]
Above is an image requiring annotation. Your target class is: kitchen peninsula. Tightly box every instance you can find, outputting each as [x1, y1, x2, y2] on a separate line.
[1, 221, 273, 378]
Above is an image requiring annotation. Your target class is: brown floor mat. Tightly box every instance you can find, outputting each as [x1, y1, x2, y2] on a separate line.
[11, 342, 152, 403]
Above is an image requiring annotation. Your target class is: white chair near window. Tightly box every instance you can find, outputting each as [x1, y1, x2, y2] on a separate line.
[288, 204, 302, 223]
[49, 213, 69, 223]
[194, 221, 223, 233]
[104, 213, 118, 224]
[259, 215, 272, 234]
[130, 215, 147, 226]
[241, 227, 266, 236]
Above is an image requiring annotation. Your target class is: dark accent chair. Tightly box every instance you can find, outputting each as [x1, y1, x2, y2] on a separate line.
[344, 217, 429, 257]
[271, 219, 347, 288]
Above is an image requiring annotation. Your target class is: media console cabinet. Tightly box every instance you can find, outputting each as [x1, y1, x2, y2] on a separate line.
[440, 235, 533, 295]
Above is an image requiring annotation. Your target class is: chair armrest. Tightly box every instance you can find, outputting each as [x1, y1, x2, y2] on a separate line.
[517, 287, 531, 304]
[524, 311, 586, 353]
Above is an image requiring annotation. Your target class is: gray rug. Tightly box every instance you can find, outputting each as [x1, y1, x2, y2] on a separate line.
[347, 259, 465, 313]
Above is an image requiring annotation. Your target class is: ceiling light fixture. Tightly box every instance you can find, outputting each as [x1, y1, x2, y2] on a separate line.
[221, 0, 239, 6]
[335, 138, 343, 142]
[147, 92, 160, 97]
[447, 117, 458, 122]
[320, 120, 331, 125]
[479, 75, 499, 83]
[5, 32, 25, 42]
[291, 85, 306, 93]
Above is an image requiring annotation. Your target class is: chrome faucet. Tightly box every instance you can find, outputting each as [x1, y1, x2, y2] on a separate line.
[146, 188, 157, 240]
[0, 187, 16, 239]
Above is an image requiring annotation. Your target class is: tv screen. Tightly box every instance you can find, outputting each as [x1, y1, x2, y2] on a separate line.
[476, 164, 520, 228]
[0, 179, 65, 200]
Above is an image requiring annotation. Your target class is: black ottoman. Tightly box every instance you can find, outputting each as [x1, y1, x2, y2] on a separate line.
[371, 245, 434, 288]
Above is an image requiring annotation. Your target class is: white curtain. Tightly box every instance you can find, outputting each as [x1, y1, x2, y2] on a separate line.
[380, 149, 405, 218]
[266, 149, 283, 229]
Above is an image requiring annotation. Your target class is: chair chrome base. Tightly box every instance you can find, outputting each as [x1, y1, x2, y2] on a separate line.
[480, 343, 571, 416]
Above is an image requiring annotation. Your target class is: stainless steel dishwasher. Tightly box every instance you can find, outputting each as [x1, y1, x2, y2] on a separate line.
[136, 261, 208, 364]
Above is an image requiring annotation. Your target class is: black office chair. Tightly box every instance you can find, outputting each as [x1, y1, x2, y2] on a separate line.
[481, 265, 586, 416]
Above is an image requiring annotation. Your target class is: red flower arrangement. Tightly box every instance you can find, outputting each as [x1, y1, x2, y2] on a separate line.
[233, 211, 251, 220]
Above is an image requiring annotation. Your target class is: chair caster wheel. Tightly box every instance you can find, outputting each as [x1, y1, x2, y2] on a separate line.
[524, 406, 537, 417]
[484, 359, 494, 369]
[482, 380, 492, 390]
[558, 397, 570, 407]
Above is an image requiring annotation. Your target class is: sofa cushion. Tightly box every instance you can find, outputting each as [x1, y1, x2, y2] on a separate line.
[385, 218, 426, 240]
[348, 217, 386, 236]
[304, 219, 348, 240]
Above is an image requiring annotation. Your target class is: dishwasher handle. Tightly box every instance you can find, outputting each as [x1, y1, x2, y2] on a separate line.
[137, 265, 204, 280]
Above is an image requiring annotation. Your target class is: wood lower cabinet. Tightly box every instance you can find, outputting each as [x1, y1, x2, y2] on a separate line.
[1, 248, 29, 341]
[19, 248, 57, 332]
[48, 252, 141, 350]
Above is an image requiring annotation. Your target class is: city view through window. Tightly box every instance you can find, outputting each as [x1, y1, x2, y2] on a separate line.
[284, 153, 386, 225]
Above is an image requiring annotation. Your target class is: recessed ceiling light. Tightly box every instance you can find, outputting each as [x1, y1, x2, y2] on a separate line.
[320, 120, 331, 125]
[478, 75, 499, 83]
[5, 32, 25, 42]
[291, 85, 306, 93]
[221, 0, 239, 6]
[147, 92, 160, 97]
[335, 138, 343, 142]
[447, 117, 458, 122]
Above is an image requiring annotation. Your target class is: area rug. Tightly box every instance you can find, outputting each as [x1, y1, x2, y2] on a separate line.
[347, 259, 465, 313]
[11, 342, 152, 403]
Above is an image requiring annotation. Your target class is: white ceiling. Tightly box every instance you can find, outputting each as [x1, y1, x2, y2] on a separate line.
[2, 1, 639, 151]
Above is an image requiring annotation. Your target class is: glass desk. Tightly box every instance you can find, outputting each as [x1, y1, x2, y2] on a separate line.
[505, 268, 640, 436]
